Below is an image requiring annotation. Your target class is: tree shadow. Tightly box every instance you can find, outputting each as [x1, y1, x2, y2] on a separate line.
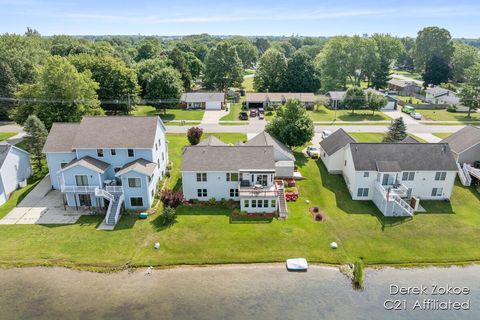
[150, 214, 177, 232]
[229, 215, 274, 224]
[293, 150, 308, 168]
[175, 205, 232, 216]
[337, 113, 387, 122]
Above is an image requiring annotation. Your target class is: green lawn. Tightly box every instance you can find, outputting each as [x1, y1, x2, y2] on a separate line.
[220, 100, 245, 121]
[396, 95, 424, 105]
[0, 132, 17, 141]
[242, 76, 254, 91]
[0, 133, 479, 268]
[308, 106, 391, 122]
[419, 109, 480, 122]
[131, 105, 205, 122]
[433, 133, 452, 139]
[390, 70, 423, 80]
[349, 133, 427, 143]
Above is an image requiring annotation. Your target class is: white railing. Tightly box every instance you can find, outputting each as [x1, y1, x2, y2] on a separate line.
[61, 185, 98, 193]
[95, 188, 114, 201]
[113, 194, 124, 225]
[374, 182, 413, 216]
[391, 194, 414, 216]
[465, 164, 480, 180]
[106, 193, 124, 226]
[457, 163, 472, 186]
[106, 186, 124, 193]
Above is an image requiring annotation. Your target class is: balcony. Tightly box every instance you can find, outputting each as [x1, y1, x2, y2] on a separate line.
[238, 180, 277, 197]
[60, 185, 98, 193]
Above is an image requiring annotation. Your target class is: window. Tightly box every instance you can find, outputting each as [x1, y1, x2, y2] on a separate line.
[256, 174, 268, 186]
[357, 188, 369, 197]
[244, 200, 249, 208]
[128, 178, 141, 188]
[97, 149, 104, 157]
[226, 172, 239, 182]
[60, 162, 68, 169]
[157, 159, 160, 169]
[402, 172, 415, 181]
[78, 194, 92, 206]
[197, 189, 207, 197]
[158, 138, 161, 147]
[196, 172, 207, 182]
[252, 200, 257, 208]
[162, 152, 164, 161]
[271, 199, 276, 208]
[128, 149, 134, 157]
[258, 200, 263, 208]
[111, 149, 116, 156]
[155, 143, 158, 151]
[344, 160, 347, 166]
[263, 200, 268, 208]
[130, 197, 144, 207]
[363, 172, 369, 178]
[435, 172, 447, 181]
[230, 189, 239, 197]
[431, 188, 443, 197]
[75, 175, 88, 186]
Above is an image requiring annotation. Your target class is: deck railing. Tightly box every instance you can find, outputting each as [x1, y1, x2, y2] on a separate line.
[60, 185, 98, 193]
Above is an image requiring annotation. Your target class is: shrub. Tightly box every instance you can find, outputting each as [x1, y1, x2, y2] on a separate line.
[313, 207, 319, 213]
[265, 105, 274, 111]
[162, 206, 177, 225]
[208, 197, 217, 206]
[187, 127, 203, 145]
[446, 105, 457, 113]
[160, 189, 184, 208]
[353, 259, 365, 289]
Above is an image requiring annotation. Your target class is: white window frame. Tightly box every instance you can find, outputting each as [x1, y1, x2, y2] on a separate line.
[431, 187, 443, 197]
[128, 177, 141, 188]
[435, 172, 447, 181]
[357, 188, 369, 197]
[196, 172, 207, 182]
[97, 149, 104, 157]
[130, 197, 144, 207]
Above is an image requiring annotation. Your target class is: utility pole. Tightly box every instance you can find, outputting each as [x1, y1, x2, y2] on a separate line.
[127, 93, 131, 114]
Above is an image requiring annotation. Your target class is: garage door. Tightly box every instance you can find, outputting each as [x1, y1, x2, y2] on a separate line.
[205, 101, 222, 110]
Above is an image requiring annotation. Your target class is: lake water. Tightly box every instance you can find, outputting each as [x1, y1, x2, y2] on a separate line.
[0, 264, 478, 319]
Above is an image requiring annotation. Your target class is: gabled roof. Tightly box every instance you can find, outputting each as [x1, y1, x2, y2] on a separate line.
[349, 143, 457, 171]
[376, 161, 401, 172]
[387, 78, 419, 88]
[245, 92, 316, 103]
[115, 158, 156, 177]
[0, 145, 12, 168]
[327, 91, 346, 101]
[426, 86, 450, 97]
[319, 129, 356, 156]
[243, 131, 295, 161]
[59, 156, 110, 173]
[197, 136, 228, 146]
[400, 136, 420, 143]
[181, 146, 275, 172]
[181, 92, 224, 103]
[441, 126, 480, 154]
[43, 116, 162, 152]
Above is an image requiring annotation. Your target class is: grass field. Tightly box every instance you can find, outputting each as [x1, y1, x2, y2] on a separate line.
[0, 132, 17, 141]
[349, 133, 427, 143]
[420, 109, 480, 122]
[131, 105, 205, 122]
[390, 71, 423, 80]
[309, 106, 391, 122]
[433, 133, 452, 139]
[220, 101, 245, 121]
[396, 95, 424, 105]
[242, 76, 254, 92]
[0, 133, 479, 268]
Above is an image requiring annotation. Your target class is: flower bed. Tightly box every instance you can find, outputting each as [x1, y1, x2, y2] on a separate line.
[309, 207, 327, 222]
[285, 186, 299, 201]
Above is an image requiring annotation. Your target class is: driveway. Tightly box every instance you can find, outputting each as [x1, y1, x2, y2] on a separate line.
[383, 109, 419, 125]
[0, 175, 85, 225]
[201, 106, 230, 124]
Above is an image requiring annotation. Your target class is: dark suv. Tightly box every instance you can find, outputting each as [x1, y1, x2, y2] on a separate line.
[239, 111, 248, 120]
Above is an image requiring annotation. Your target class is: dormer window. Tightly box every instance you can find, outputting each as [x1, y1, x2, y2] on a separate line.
[97, 149, 104, 157]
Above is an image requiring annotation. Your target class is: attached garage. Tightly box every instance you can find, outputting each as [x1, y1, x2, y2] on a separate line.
[181, 92, 225, 110]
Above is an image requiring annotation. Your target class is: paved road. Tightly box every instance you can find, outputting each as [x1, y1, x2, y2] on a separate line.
[390, 73, 423, 86]
[383, 110, 419, 125]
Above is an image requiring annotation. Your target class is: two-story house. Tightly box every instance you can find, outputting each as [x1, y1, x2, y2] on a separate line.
[0, 144, 32, 206]
[42, 116, 168, 227]
[181, 133, 292, 217]
[320, 130, 458, 217]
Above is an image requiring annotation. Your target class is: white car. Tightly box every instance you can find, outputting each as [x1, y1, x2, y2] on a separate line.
[410, 112, 422, 120]
[307, 146, 320, 158]
[321, 130, 332, 139]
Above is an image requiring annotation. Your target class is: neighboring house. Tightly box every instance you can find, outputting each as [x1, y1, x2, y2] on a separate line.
[364, 88, 398, 110]
[245, 92, 316, 109]
[42, 116, 168, 227]
[181, 92, 225, 110]
[441, 126, 480, 164]
[327, 89, 397, 110]
[387, 78, 421, 95]
[425, 86, 467, 111]
[0, 144, 32, 206]
[181, 132, 294, 217]
[320, 130, 457, 217]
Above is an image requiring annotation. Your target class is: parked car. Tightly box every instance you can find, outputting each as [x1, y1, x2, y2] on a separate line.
[321, 130, 332, 139]
[250, 109, 257, 117]
[258, 107, 265, 114]
[410, 112, 422, 120]
[258, 113, 265, 120]
[307, 146, 320, 158]
[239, 111, 248, 120]
[402, 105, 415, 114]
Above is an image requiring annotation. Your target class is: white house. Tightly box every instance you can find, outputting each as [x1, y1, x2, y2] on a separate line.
[181, 132, 294, 217]
[0, 144, 32, 206]
[425, 86, 468, 111]
[181, 92, 225, 110]
[441, 126, 480, 164]
[327, 89, 397, 111]
[320, 130, 458, 217]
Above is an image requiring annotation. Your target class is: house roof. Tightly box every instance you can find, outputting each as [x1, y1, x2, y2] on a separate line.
[181, 92, 224, 103]
[426, 86, 450, 97]
[42, 123, 80, 153]
[243, 131, 295, 161]
[349, 143, 457, 171]
[319, 129, 356, 156]
[115, 158, 156, 177]
[43, 116, 162, 152]
[60, 156, 110, 173]
[245, 92, 316, 103]
[181, 146, 275, 172]
[376, 161, 402, 172]
[327, 91, 347, 101]
[441, 125, 480, 154]
[387, 78, 419, 88]
[197, 136, 228, 146]
[400, 136, 420, 143]
[0, 145, 12, 168]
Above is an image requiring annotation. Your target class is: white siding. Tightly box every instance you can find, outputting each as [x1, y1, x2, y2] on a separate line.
[182, 171, 239, 200]
[0, 147, 32, 205]
[205, 101, 222, 110]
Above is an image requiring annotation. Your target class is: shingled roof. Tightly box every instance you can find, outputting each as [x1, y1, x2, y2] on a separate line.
[115, 158, 157, 177]
[197, 136, 228, 146]
[59, 156, 110, 173]
[319, 129, 356, 156]
[181, 92, 225, 103]
[243, 132, 295, 161]
[42, 123, 80, 153]
[441, 126, 480, 154]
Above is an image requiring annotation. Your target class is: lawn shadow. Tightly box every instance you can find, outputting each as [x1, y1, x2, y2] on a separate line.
[114, 214, 138, 230]
[337, 113, 386, 122]
[150, 214, 177, 232]
[293, 150, 308, 168]
[229, 214, 274, 224]
[175, 205, 232, 216]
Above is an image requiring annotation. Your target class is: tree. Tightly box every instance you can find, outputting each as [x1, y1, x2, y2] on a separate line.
[135, 37, 162, 61]
[135, 58, 170, 96]
[168, 47, 192, 90]
[23, 115, 48, 170]
[144, 67, 183, 110]
[283, 51, 320, 92]
[383, 117, 407, 142]
[414, 27, 454, 72]
[254, 38, 270, 55]
[459, 63, 480, 117]
[315, 36, 351, 90]
[162, 206, 177, 225]
[371, 34, 403, 88]
[184, 52, 204, 80]
[187, 127, 203, 145]
[270, 41, 296, 58]
[344, 87, 366, 115]
[50, 35, 93, 56]
[452, 42, 480, 82]
[266, 99, 314, 147]
[228, 37, 258, 69]
[397, 37, 415, 71]
[12, 56, 103, 129]
[253, 48, 287, 92]
[422, 54, 452, 87]
[366, 91, 388, 116]
[0, 62, 18, 120]
[203, 42, 243, 90]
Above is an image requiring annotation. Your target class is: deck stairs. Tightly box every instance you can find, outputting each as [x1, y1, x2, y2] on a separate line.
[275, 181, 288, 218]
[95, 188, 124, 229]
[457, 163, 472, 186]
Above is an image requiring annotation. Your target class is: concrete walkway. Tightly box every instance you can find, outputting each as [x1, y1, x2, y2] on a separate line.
[414, 133, 443, 143]
[383, 110, 419, 125]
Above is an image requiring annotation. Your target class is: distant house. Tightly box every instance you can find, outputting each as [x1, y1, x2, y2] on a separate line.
[0, 144, 32, 206]
[441, 126, 480, 164]
[387, 78, 421, 95]
[43, 116, 168, 228]
[181, 92, 225, 110]
[245, 92, 316, 109]
[319, 129, 457, 217]
[327, 89, 397, 110]
[425, 87, 467, 111]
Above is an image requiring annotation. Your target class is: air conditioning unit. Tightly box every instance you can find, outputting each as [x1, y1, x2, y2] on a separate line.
[410, 196, 420, 211]
[19, 179, 27, 188]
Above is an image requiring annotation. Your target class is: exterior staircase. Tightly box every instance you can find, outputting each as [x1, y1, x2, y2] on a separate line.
[457, 163, 472, 186]
[95, 188, 124, 230]
[275, 181, 288, 218]
[465, 164, 480, 181]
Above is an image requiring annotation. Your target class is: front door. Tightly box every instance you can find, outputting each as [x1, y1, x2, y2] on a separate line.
[78, 194, 92, 207]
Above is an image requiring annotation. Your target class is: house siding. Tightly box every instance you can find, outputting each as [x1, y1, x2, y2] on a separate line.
[0, 147, 32, 205]
[458, 144, 480, 164]
[46, 152, 76, 189]
[182, 171, 239, 200]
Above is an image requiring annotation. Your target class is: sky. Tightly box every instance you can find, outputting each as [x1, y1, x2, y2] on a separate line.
[1, 0, 480, 37]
